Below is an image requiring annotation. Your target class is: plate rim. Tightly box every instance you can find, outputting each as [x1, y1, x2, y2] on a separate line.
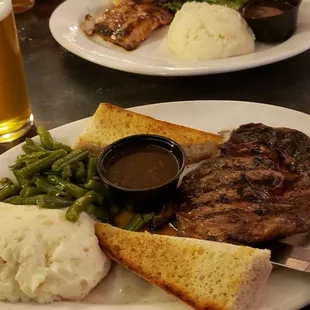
[2, 100, 310, 157]
[49, 0, 310, 76]
[0, 99, 310, 310]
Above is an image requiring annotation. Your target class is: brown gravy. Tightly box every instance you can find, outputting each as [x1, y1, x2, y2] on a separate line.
[104, 144, 179, 190]
[245, 1, 293, 18]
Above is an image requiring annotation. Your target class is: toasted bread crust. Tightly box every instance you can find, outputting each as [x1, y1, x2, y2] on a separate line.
[101, 246, 223, 310]
[96, 226, 223, 310]
[73, 103, 223, 155]
[95, 224, 272, 310]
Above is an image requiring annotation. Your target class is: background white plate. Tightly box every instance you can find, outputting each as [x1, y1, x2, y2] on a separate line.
[0, 100, 310, 309]
[49, 0, 310, 76]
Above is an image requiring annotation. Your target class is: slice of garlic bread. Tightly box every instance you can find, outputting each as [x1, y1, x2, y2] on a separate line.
[72, 103, 223, 156]
[95, 223, 272, 310]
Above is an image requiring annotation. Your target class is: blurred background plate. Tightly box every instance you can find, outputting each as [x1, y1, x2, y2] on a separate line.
[49, 0, 310, 76]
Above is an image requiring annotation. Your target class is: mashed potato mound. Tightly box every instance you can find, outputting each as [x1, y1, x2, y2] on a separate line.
[0, 203, 111, 303]
[168, 2, 255, 60]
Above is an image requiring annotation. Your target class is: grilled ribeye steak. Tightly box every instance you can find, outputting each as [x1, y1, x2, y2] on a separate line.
[83, 1, 173, 51]
[177, 123, 310, 245]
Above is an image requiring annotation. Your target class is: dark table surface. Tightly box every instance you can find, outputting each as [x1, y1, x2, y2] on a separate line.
[2, 0, 310, 150]
[0, 0, 310, 308]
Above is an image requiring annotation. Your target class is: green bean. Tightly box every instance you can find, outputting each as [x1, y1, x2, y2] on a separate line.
[75, 189, 103, 205]
[110, 203, 121, 217]
[75, 161, 86, 183]
[0, 185, 20, 201]
[23, 157, 43, 165]
[86, 157, 97, 182]
[13, 170, 29, 188]
[54, 184, 65, 191]
[85, 204, 96, 215]
[125, 212, 155, 231]
[17, 154, 27, 161]
[32, 152, 49, 159]
[18, 149, 67, 179]
[66, 190, 97, 222]
[61, 165, 72, 180]
[142, 212, 155, 223]
[53, 142, 72, 153]
[22, 143, 46, 154]
[125, 214, 144, 231]
[93, 176, 103, 182]
[36, 195, 73, 209]
[0, 178, 14, 188]
[35, 177, 54, 193]
[9, 162, 26, 171]
[47, 175, 88, 198]
[52, 148, 88, 172]
[4, 195, 45, 205]
[25, 138, 35, 146]
[34, 177, 65, 196]
[43, 170, 61, 176]
[37, 126, 54, 150]
[13, 152, 49, 168]
[86, 204, 111, 223]
[17, 151, 49, 163]
[20, 186, 44, 197]
[92, 191, 104, 205]
[84, 180, 111, 198]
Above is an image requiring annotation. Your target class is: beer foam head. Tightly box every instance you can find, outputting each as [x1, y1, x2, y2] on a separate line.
[0, 0, 11, 21]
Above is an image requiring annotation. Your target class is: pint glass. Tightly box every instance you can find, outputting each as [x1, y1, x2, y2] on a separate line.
[0, 0, 32, 143]
[12, 0, 35, 13]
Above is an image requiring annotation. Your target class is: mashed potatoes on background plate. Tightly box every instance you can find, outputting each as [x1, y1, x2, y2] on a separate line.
[0, 203, 111, 303]
[168, 2, 255, 60]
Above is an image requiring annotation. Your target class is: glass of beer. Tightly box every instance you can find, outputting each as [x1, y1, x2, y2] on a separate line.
[12, 0, 34, 14]
[0, 0, 33, 143]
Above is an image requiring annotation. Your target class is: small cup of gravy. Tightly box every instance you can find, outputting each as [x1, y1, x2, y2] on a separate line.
[97, 134, 186, 213]
[240, 0, 301, 42]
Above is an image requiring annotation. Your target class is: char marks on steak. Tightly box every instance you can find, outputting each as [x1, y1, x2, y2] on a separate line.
[83, 1, 173, 51]
[177, 123, 310, 245]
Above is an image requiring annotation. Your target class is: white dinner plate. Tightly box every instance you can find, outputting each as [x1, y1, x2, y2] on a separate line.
[0, 100, 310, 309]
[49, 0, 310, 76]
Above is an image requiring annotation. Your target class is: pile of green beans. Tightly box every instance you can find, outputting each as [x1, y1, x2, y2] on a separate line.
[0, 126, 156, 230]
[125, 213, 156, 231]
[0, 126, 112, 223]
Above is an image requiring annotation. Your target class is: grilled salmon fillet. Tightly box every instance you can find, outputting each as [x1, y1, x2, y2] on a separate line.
[82, 1, 173, 51]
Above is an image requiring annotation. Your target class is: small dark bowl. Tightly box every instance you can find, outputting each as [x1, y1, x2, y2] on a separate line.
[240, 0, 301, 43]
[97, 134, 186, 213]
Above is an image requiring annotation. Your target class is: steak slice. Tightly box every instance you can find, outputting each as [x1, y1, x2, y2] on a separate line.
[181, 156, 279, 195]
[177, 197, 310, 244]
[177, 123, 310, 245]
[221, 123, 310, 172]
